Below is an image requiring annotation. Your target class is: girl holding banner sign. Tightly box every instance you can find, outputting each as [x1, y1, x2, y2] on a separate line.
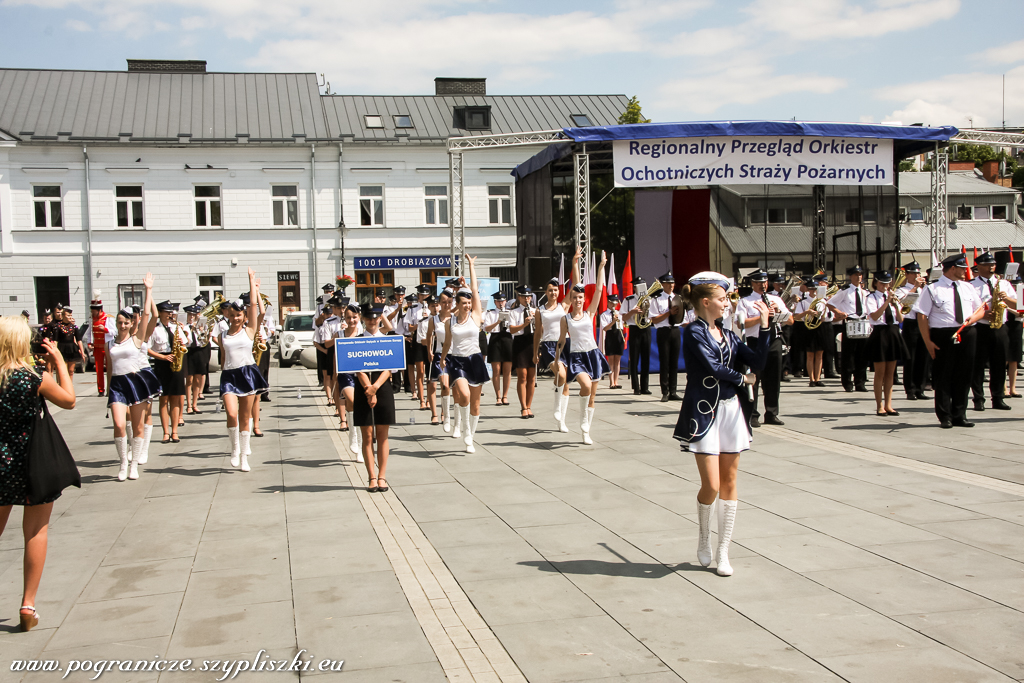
[329, 303, 365, 461]
[440, 255, 487, 454]
[353, 303, 396, 492]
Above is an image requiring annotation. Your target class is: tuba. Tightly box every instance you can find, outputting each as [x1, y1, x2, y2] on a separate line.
[804, 284, 839, 330]
[199, 293, 225, 323]
[171, 321, 188, 372]
[779, 275, 802, 310]
[634, 280, 664, 329]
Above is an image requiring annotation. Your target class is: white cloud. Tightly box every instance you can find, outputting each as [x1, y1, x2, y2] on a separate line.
[972, 39, 1024, 65]
[744, 0, 960, 40]
[877, 64, 1024, 128]
[64, 18, 91, 30]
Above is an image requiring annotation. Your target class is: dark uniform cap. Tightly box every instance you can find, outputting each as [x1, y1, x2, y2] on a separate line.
[375, 289, 387, 298]
[801, 277, 815, 286]
[492, 292, 507, 301]
[315, 295, 323, 305]
[607, 294, 620, 302]
[631, 276, 646, 285]
[359, 303, 384, 319]
[902, 261, 921, 273]
[874, 270, 893, 283]
[846, 265, 864, 275]
[813, 273, 829, 283]
[570, 283, 585, 293]
[768, 273, 786, 285]
[404, 294, 417, 303]
[416, 283, 433, 294]
[424, 295, 437, 304]
[748, 269, 769, 282]
[659, 271, 675, 283]
[393, 285, 407, 294]
[515, 285, 532, 295]
[238, 293, 251, 306]
[546, 277, 561, 287]
[941, 253, 968, 269]
[441, 288, 454, 298]
[444, 278, 461, 289]
[322, 283, 335, 292]
[156, 300, 179, 312]
[193, 294, 206, 303]
[975, 251, 996, 265]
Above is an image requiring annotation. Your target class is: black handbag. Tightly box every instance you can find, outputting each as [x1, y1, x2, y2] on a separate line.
[25, 398, 81, 505]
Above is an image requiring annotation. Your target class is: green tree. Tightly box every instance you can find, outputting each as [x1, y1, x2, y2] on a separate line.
[952, 143, 1018, 174]
[898, 159, 917, 172]
[617, 96, 651, 125]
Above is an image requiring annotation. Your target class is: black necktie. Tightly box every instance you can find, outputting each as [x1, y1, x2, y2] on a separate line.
[884, 296, 894, 325]
[953, 282, 964, 324]
[854, 287, 863, 316]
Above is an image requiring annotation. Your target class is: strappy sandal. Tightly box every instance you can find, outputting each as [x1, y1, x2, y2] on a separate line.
[377, 478, 389, 493]
[501, 398, 509, 405]
[339, 421, 348, 432]
[19, 606, 38, 632]
[367, 477, 378, 493]
[430, 417, 439, 426]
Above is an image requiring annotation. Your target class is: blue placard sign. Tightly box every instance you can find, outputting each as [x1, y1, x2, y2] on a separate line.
[334, 336, 407, 373]
[355, 256, 453, 269]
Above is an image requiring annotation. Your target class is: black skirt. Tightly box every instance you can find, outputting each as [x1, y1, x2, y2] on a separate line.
[352, 372, 396, 426]
[512, 334, 535, 370]
[802, 321, 832, 353]
[487, 331, 514, 363]
[478, 331, 489, 360]
[604, 328, 625, 356]
[257, 344, 271, 395]
[407, 338, 428, 364]
[152, 357, 187, 396]
[868, 324, 907, 363]
[1006, 318, 1023, 364]
[186, 344, 211, 375]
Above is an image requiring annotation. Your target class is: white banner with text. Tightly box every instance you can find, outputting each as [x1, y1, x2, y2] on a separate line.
[613, 136, 894, 187]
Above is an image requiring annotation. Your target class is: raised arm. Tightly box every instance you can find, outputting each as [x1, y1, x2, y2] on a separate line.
[586, 251, 606, 318]
[134, 273, 154, 343]
[467, 255, 483, 322]
[246, 269, 259, 336]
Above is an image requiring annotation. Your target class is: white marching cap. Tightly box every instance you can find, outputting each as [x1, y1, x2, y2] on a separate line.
[688, 271, 732, 291]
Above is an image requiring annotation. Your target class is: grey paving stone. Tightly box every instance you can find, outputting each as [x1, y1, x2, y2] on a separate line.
[166, 600, 296, 659]
[304, 661, 448, 682]
[462, 573, 605, 626]
[738, 532, 892, 573]
[488, 499, 592, 528]
[392, 481, 494, 522]
[46, 591, 184, 651]
[894, 608, 1024, 678]
[297, 611, 437, 672]
[817, 646, 1016, 683]
[793, 509, 942, 546]
[22, 636, 168, 683]
[181, 564, 293, 609]
[419, 515, 521, 548]
[916, 517, 1024, 562]
[78, 556, 194, 603]
[439, 539, 555, 582]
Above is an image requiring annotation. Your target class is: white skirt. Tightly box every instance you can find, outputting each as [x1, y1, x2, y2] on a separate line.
[684, 396, 751, 455]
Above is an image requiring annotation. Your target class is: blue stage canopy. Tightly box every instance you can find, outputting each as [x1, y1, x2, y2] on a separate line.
[511, 120, 958, 180]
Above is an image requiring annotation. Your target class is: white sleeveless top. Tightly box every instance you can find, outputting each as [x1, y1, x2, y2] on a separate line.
[432, 315, 448, 353]
[449, 315, 481, 357]
[109, 337, 143, 376]
[566, 312, 598, 353]
[221, 328, 256, 370]
[538, 305, 565, 342]
[135, 341, 150, 372]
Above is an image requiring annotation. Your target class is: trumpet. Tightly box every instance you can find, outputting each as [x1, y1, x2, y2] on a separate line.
[804, 284, 839, 330]
[634, 280, 664, 329]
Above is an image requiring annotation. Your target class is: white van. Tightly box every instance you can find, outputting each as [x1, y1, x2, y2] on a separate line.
[278, 310, 316, 368]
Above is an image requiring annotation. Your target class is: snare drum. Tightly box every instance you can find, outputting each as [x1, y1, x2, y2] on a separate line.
[845, 319, 872, 339]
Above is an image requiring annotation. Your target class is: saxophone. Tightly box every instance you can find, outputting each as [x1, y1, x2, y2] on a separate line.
[171, 322, 188, 372]
[990, 275, 1007, 330]
[252, 291, 271, 364]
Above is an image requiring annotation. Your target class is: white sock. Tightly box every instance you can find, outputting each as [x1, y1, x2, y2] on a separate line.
[131, 436, 145, 471]
[443, 395, 452, 432]
[554, 384, 564, 420]
[580, 396, 593, 445]
[453, 404, 463, 438]
[239, 432, 251, 472]
[716, 500, 738, 576]
[585, 406, 595, 445]
[126, 422, 133, 442]
[355, 429, 364, 463]
[140, 424, 153, 464]
[557, 394, 570, 433]
[463, 407, 475, 453]
[115, 436, 129, 482]
[229, 426, 240, 467]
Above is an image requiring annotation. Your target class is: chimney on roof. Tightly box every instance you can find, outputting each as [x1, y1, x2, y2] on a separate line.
[127, 59, 207, 73]
[435, 77, 486, 96]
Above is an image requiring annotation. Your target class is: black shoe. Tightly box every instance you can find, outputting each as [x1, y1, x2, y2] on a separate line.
[634, 390, 642, 396]
[763, 414, 785, 426]
[992, 399, 1011, 410]
[844, 385, 854, 393]
[668, 393, 683, 401]
[939, 420, 953, 429]
[973, 401, 986, 412]
[814, 381, 826, 387]
[263, 395, 271, 403]
[98, 390, 105, 396]
[952, 419, 975, 428]
[749, 416, 761, 429]
[855, 386, 869, 393]
[824, 373, 839, 379]
[915, 391, 929, 400]
[641, 390, 653, 395]
[906, 393, 917, 401]
[781, 375, 792, 382]
[661, 393, 670, 402]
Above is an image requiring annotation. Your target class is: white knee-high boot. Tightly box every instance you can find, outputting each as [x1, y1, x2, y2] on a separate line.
[553, 384, 564, 421]
[229, 426, 240, 467]
[129, 437, 144, 480]
[586, 406, 595, 444]
[239, 431, 251, 472]
[115, 436, 129, 482]
[453, 403, 463, 438]
[139, 423, 153, 465]
[443, 395, 452, 432]
[126, 422, 133, 442]
[716, 499, 738, 576]
[579, 396, 593, 445]
[697, 498, 716, 567]
[557, 393, 570, 433]
[465, 412, 479, 454]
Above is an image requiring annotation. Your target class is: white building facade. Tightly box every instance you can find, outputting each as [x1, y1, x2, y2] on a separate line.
[0, 64, 627, 322]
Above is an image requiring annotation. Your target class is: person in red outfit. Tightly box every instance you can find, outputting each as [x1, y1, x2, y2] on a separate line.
[90, 298, 116, 396]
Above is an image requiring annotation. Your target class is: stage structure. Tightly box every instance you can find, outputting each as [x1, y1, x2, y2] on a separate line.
[448, 122, 960, 278]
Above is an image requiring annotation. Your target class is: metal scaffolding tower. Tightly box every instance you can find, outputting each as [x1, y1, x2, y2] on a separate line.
[812, 185, 827, 272]
[930, 148, 949, 265]
[448, 151, 465, 276]
[952, 130, 1024, 148]
[574, 150, 591, 256]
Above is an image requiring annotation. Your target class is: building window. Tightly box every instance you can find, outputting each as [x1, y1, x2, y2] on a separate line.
[33, 186, 62, 228]
[195, 186, 221, 227]
[957, 205, 973, 221]
[787, 208, 803, 224]
[993, 205, 1008, 221]
[394, 115, 413, 128]
[908, 208, 924, 221]
[364, 115, 384, 129]
[750, 208, 764, 225]
[973, 206, 990, 220]
[453, 106, 491, 130]
[768, 208, 786, 224]
[488, 186, 511, 225]
[355, 270, 394, 304]
[118, 283, 145, 309]
[863, 208, 877, 223]
[424, 186, 449, 225]
[571, 114, 592, 127]
[419, 269, 450, 289]
[198, 275, 224, 305]
[360, 186, 384, 226]
[115, 185, 144, 227]
[845, 208, 860, 224]
[272, 185, 298, 226]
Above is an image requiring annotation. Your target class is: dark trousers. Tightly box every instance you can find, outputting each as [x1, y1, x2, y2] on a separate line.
[825, 323, 841, 376]
[628, 325, 650, 392]
[931, 326, 976, 423]
[781, 325, 799, 375]
[901, 321, 930, 395]
[656, 326, 680, 396]
[748, 335, 783, 418]
[972, 324, 1009, 401]
[840, 324, 869, 389]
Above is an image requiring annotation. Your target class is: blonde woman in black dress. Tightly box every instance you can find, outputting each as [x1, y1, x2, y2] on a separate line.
[353, 304, 396, 492]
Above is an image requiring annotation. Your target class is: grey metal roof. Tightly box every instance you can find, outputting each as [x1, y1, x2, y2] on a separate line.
[0, 69, 331, 142]
[321, 94, 629, 141]
[900, 217, 1024, 251]
[898, 171, 1020, 196]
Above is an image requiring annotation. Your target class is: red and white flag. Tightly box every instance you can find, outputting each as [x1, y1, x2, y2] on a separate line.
[557, 253, 566, 303]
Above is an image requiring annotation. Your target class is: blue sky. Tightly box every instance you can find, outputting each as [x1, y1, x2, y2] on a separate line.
[1, 0, 1021, 128]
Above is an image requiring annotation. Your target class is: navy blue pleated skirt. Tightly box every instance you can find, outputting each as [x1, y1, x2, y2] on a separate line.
[428, 351, 448, 382]
[220, 364, 270, 397]
[137, 366, 163, 398]
[538, 341, 569, 369]
[337, 372, 356, 391]
[568, 348, 611, 381]
[446, 353, 489, 387]
[107, 372, 162, 407]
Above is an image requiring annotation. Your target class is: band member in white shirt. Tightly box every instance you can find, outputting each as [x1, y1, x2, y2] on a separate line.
[866, 271, 907, 416]
[739, 270, 791, 427]
[148, 300, 188, 443]
[895, 262, 929, 400]
[649, 271, 682, 402]
[483, 292, 514, 406]
[405, 284, 432, 409]
[600, 294, 626, 390]
[313, 296, 342, 410]
[440, 257, 487, 453]
[621, 275, 652, 395]
[508, 286, 538, 418]
[828, 265, 870, 393]
[969, 251, 1017, 411]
